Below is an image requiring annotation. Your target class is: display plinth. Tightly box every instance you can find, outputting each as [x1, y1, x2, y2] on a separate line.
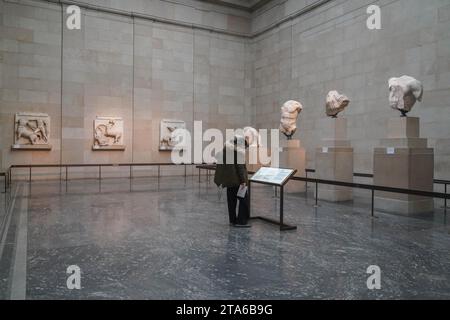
[315, 118, 353, 202]
[279, 139, 305, 193]
[373, 117, 434, 215]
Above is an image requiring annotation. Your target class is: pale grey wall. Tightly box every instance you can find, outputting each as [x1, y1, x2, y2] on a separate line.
[251, 0, 450, 179]
[60, 0, 252, 34]
[1, 0, 450, 181]
[251, 0, 325, 34]
[0, 0, 252, 176]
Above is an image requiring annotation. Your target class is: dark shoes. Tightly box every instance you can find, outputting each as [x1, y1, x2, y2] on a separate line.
[229, 220, 251, 228]
[233, 223, 251, 228]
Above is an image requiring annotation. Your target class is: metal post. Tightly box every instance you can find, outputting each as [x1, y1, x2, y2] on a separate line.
[130, 165, 132, 180]
[158, 165, 161, 179]
[65, 166, 68, 181]
[445, 183, 448, 210]
[99, 166, 102, 180]
[248, 181, 251, 218]
[280, 185, 284, 229]
[198, 168, 201, 183]
[305, 170, 308, 191]
[315, 181, 318, 207]
[184, 164, 187, 178]
[371, 189, 375, 217]
[29, 167, 32, 183]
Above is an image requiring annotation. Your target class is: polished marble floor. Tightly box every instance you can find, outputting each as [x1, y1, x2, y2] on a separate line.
[0, 176, 449, 299]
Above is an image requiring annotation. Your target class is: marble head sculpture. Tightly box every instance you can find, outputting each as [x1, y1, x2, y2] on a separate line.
[243, 127, 261, 147]
[388, 75, 423, 117]
[280, 100, 303, 140]
[326, 91, 350, 118]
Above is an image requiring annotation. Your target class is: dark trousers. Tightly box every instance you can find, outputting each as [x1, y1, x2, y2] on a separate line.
[227, 186, 249, 225]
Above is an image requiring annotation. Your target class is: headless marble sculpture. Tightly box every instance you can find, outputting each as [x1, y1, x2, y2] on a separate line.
[326, 91, 350, 118]
[389, 75, 423, 117]
[280, 100, 303, 140]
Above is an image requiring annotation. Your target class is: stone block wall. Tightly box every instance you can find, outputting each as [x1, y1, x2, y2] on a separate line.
[0, 0, 251, 178]
[1, 0, 450, 181]
[251, 0, 450, 180]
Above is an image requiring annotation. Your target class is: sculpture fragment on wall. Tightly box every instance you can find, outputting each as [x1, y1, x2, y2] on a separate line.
[280, 100, 303, 140]
[12, 113, 52, 150]
[326, 91, 350, 118]
[388, 75, 423, 117]
[159, 119, 186, 151]
[93, 116, 125, 150]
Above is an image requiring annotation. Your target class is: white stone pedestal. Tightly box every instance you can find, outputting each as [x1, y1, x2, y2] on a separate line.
[315, 118, 353, 202]
[279, 139, 306, 193]
[373, 117, 434, 215]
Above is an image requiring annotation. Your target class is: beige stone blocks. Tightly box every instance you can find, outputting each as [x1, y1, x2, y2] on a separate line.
[315, 118, 353, 202]
[279, 139, 306, 193]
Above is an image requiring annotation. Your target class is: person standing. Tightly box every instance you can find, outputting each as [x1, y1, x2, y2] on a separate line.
[214, 136, 251, 228]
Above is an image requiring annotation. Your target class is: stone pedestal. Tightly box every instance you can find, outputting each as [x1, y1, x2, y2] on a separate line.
[279, 139, 306, 193]
[373, 117, 434, 215]
[315, 118, 353, 202]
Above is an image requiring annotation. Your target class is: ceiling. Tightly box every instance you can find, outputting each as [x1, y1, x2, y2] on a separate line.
[198, 0, 273, 12]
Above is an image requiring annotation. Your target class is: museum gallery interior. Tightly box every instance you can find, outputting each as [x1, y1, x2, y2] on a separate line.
[0, 0, 449, 300]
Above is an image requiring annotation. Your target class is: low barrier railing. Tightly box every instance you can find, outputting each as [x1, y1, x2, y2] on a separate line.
[4, 163, 449, 215]
[6, 163, 213, 188]
[196, 165, 450, 216]
[305, 168, 450, 209]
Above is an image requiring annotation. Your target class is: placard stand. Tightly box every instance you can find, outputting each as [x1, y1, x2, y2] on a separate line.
[249, 167, 297, 231]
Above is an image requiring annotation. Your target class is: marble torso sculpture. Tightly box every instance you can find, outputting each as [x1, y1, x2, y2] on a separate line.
[326, 91, 350, 118]
[280, 100, 303, 140]
[389, 75, 423, 117]
[243, 127, 260, 147]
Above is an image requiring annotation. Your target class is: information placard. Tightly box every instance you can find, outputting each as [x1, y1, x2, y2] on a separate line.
[250, 167, 297, 186]
[387, 147, 395, 155]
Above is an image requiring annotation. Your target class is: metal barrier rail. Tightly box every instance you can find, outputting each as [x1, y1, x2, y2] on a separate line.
[305, 168, 450, 209]
[7, 163, 213, 188]
[196, 165, 450, 216]
[5, 163, 449, 215]
[305, 168, 450, 185]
